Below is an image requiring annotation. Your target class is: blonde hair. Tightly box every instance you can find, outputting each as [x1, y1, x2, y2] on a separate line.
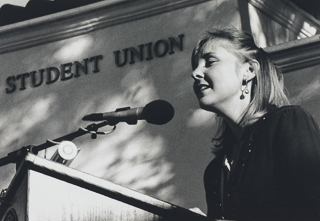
[191, 28, 290, 151]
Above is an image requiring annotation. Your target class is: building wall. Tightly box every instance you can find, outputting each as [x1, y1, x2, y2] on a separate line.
[0, 0, 319, 213]
[284, 64, 320, 121]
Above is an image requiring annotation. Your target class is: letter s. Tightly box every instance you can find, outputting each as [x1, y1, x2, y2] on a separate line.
[5, 76, 16, 93]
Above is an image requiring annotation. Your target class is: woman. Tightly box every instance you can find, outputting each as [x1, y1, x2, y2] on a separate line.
[191, 28, 320, 220]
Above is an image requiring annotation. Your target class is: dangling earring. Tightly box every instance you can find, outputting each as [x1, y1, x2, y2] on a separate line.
[240, 79, 250, 100]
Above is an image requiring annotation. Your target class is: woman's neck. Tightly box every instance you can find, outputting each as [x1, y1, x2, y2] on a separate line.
[216, 105, 249, 141]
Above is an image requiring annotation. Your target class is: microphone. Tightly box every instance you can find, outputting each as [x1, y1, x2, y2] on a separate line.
[82, 100, 174, 125]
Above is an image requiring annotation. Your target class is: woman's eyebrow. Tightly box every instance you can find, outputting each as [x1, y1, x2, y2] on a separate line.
[202, 52, 218, 59]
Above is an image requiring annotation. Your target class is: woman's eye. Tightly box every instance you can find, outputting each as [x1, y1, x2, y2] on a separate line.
[205, 60, 215, 67]
[202, 53, 217, 67]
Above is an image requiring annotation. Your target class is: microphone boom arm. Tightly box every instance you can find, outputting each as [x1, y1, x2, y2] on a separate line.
[0, 121, 115, 168]
[0, 100, 174, 167]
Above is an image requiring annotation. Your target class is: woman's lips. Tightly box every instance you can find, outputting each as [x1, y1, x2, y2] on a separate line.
[194, 83, 211, 98]
[199, 84, 210, 91]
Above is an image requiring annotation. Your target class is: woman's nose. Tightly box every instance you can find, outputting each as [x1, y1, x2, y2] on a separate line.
[192, 69, 204, 80]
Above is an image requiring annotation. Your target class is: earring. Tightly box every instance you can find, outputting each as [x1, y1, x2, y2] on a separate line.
[240, 80, 250, 100]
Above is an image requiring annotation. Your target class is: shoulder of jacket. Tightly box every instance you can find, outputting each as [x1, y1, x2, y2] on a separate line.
[254, 105, 312, 128]
[263, 105, 307, 119]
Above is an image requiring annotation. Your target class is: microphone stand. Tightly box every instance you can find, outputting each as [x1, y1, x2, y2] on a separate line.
[0, 121, 116, 168]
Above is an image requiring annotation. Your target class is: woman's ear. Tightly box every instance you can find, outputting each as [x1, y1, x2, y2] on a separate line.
[244, 59, 259, 80]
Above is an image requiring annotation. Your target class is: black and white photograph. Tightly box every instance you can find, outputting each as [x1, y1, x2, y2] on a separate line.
[0, 0, 319, 220]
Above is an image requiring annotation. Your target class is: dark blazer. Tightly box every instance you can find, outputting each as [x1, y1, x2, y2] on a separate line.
[204, 106, 320, 221]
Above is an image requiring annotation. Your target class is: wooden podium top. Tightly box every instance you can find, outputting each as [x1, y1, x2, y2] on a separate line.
[0, 153, 208, 221]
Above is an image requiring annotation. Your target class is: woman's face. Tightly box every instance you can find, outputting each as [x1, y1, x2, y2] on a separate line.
[192, 40, 246, 113]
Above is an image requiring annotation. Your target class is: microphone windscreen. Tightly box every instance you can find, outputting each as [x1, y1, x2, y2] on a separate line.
[143, 100, 174, 125]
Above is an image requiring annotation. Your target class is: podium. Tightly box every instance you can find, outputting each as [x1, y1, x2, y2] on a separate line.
[0, 153, 208, 220]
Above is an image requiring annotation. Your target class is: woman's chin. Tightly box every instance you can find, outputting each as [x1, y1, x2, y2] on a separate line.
[199, 101, 214, 112]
